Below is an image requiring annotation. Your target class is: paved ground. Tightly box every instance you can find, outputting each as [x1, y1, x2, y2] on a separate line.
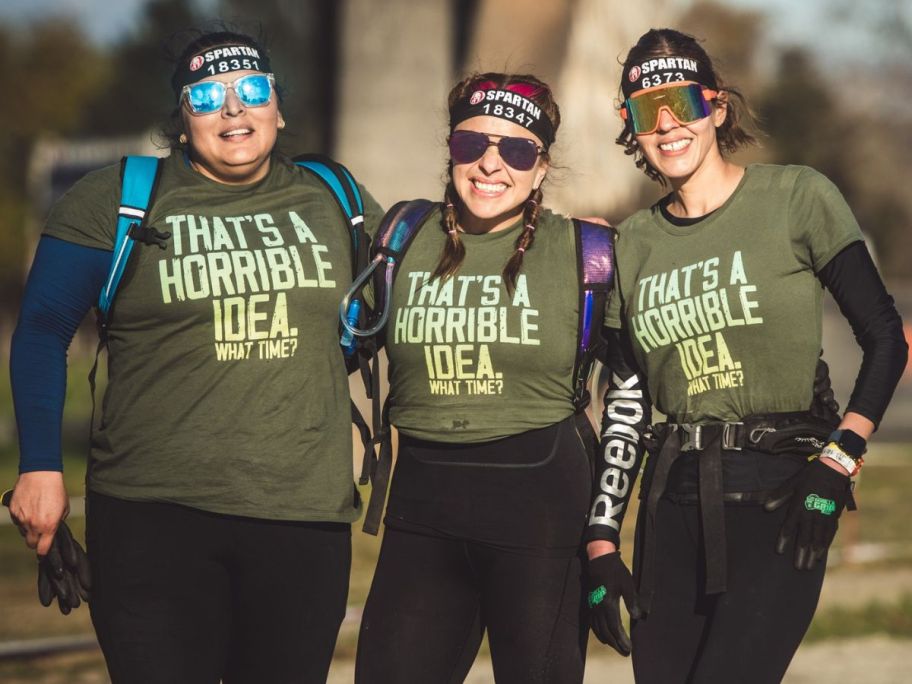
[325, 561, 912, 683]
[323, 635, 912, 683]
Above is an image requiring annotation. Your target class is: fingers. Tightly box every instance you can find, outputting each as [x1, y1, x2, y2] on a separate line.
[606, 606, 633, 656]
[8, 473, 69, 554]
[806, 515, 838, 570]
[592, 600, 632, 656]
[37, 563, 54, 607]
[763, 485, 793, 512]
[619, 572, 643, 621]
[775, 503, 800, 555]
[592, 611, 622, 652]
[55, 522, 80, 568]
[44, 539, 65, 576]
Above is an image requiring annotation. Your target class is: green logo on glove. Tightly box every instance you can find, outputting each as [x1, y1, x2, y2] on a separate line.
[588, 585, 607, 608]
[804, 493, 836, 516]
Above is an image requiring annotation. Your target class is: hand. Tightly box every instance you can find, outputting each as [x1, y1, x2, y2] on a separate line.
[7, 471, 69, 555]
[763, 458, 853, 570]
[586, 551, 641, 656]
[3, 477, 91, 614]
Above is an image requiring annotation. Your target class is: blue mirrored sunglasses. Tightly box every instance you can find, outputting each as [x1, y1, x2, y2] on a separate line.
[182, 73, 275, 115]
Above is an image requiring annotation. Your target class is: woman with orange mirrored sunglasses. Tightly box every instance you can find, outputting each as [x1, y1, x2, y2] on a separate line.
[584, 27, 908, 684]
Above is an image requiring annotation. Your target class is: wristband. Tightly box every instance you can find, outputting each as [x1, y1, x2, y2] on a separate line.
[820, 442, 863, 476]
[827, 429, 867, 458]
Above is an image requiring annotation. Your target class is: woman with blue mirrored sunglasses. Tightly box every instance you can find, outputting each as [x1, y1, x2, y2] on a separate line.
[8, 26, 386, 684]
[182, 73, 276, 115]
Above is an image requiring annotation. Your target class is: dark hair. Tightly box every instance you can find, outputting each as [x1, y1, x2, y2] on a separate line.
[432, 72, 560, 293]
[617, 28, 759, 184]
[161, 28, 278, 150]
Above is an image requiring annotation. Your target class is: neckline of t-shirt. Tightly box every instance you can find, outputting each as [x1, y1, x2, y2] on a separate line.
[457, 216, 525, 243]
[653, 165, 752, 236]
[172, 150, 278, 193]
[659, 199, 716, 226]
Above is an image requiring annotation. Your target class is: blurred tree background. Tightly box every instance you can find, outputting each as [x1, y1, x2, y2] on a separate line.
[0, 0, 343, 319]
[0, 0, 910, 320]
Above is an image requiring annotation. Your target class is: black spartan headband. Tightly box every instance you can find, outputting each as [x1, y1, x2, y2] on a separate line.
[171, 43, 272, 99]
[621, 55, 716, 99]
[450, 83, 555, 148]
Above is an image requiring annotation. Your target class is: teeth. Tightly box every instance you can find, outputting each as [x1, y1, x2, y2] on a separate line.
[473, 180, 507, 193]
[660, 139, 691, 152]
[222, 129, 252, 137]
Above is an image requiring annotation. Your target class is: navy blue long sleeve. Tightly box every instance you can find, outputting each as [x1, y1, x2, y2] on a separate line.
[11, 236, 110, 472]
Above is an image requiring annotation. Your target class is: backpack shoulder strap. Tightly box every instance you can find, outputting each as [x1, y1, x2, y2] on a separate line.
[572, 219, 616, 410]
[372, 198, 436, 259]
[292, 153, 370, 356]
[293, 153, 365, 238]
[98, 155, 164, 317]
[354, 199, 436, 536]
[365, 199, 437, 335]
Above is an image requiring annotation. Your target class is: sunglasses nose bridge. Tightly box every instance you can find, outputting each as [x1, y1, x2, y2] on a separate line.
[221, 83, 248, 115]
[477, 139, 505, 169]
[654, 106, 682, 132]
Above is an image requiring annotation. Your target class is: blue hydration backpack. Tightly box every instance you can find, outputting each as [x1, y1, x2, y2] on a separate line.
[340, 199, 616, 533]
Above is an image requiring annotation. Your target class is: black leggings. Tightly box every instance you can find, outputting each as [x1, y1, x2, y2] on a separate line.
[356, 527, 588, 684]
[631, 497, 827, 684]
[86, 491, 351, 684]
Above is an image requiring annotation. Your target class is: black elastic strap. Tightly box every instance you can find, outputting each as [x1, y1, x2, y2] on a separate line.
[698, 432, 727, 595]
[351, 401, 372, 485]
[639, 428, 682, 613]
[362, 400, 393, 535]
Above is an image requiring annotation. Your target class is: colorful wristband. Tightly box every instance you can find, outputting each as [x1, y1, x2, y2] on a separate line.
[820, 442, 863, 476]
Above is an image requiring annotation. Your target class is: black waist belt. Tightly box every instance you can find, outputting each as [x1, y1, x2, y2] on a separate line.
[638, 411, 837, 613]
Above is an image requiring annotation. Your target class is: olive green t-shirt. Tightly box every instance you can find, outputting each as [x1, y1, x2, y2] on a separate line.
[606, 164, 863, 423]
[45, 152, 384, 522]
[384, 207, 585, 443]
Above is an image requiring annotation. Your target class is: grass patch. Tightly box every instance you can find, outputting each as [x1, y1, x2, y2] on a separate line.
[807, 594, 912, 642]
[0, 651, 108, 684]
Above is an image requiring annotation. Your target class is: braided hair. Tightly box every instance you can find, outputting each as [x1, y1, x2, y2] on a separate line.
[431, 72, 560, 293]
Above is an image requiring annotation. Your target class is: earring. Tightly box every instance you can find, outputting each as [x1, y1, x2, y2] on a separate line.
[278, 119, 286, 130]
[179, 133, 188, 144]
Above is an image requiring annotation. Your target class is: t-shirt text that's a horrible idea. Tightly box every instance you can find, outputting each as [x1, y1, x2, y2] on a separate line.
[631, 250, 763, 396]
[156, 211, 336, 362]
[394, 272, 540, 397]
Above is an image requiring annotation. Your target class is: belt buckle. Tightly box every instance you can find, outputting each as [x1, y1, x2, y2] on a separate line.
[678, 424, 703, 451]
[722, 422, 744, 451]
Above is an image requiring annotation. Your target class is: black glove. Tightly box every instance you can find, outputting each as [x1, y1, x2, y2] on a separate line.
[763, 458, 853, 571]
[38, 520, 92, 614]
[2, 489, 91, 614]
[587, 552, 641, 656]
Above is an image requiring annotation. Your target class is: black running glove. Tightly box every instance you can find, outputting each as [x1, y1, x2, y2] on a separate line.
[763, 459, 853, 571]
[2, 490, 91, 614]
[587, 552, 641, 656]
